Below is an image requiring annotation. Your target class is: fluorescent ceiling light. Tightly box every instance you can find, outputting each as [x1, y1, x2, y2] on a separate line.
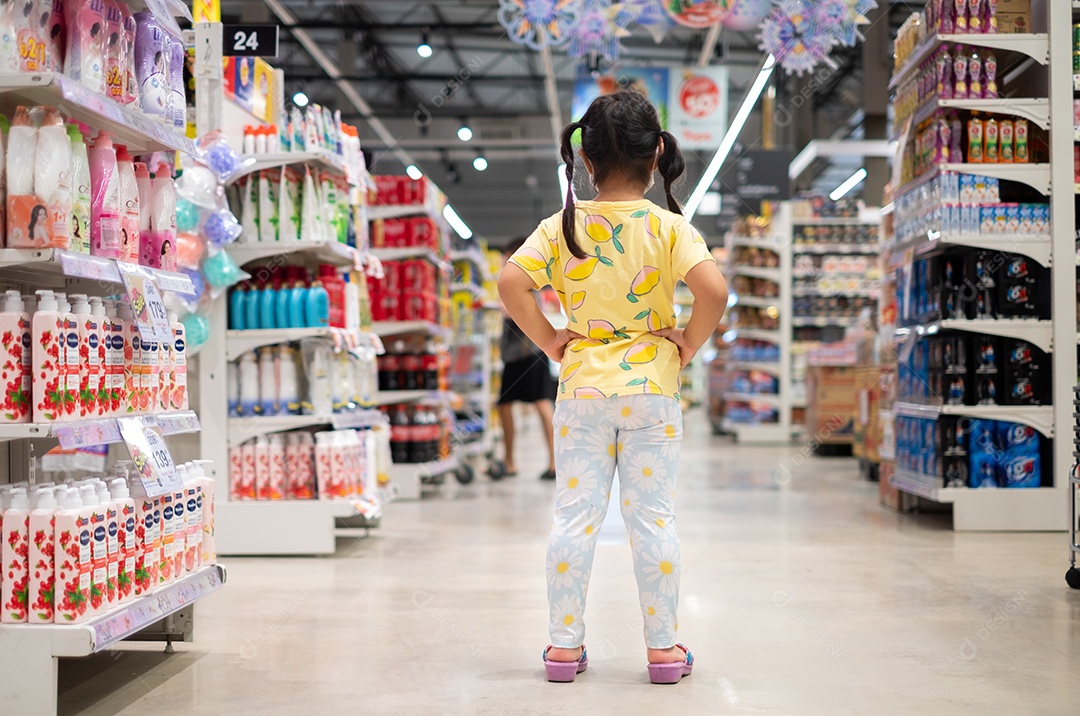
[829, 168, 868, 201]
[685, 54, 776, 220]
[473, 155, 488, 171]
[292, 91, 309, 107]
[443, 204, 473, 240]
[405, 165, 423, 180]
[697, 191, 722, 215]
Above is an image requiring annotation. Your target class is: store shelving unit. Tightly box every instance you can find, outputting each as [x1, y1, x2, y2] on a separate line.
[884, 2, 1074, 531]
[0, 53, 221, 714]
[721, 204, 793, 444]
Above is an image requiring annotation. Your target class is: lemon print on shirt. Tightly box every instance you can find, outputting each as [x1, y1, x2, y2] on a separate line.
[570, 337, 605, 352]
[634, 308, 663, 332]
[585, 215, 626, 253]
[565, 246, 614, 281]
[627, 266, 660, 303]
[560, 361, 582, 393]
[574, 386, 606, 399]
[587, 319, 630, 344]
[620, 342, 658, 371]
[627, 377, 664, 394]
[631, 208, 663, 241]
[569, 291, 586, 322]
[514, 247, 555, 280]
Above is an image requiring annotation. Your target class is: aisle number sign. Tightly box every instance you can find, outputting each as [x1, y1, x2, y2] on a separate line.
[118, 417, 183, 498]
[118, 263, 172, 343]
[222, 24, 279, 58]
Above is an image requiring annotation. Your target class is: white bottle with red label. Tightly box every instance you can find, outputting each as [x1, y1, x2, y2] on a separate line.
[31, 290, 64, 422]
[94, 482, 119, 610]
[1, 488, 30, 622]
[56, 293, 80, 421]
[0, 291, 31, 422]
[27, 487, 59, 623]
[89, 298, 109, 415]
[157, 488, 175, 585]
[109, 478, 136, 603]
[170, 481, 186, 579]
[53, 487, 91, 622]
[169, 313, 187, 410]
[79, 485, 106, 615]
[128, 470, 160, 596]
[180, 465, 202, 574]
[193, 459, 215, 566]
[70, 294, 102, 418]
[116, 300, 141, 414]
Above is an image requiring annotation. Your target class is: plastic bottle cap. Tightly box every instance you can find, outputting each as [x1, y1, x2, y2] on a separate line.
[62, 488, 83, 510]
[35, 488, 58, 510]
[80, 485, 99, 507]
[116, 145, 132, 162]
[168, 312, 178, 324]
[95, 483, 111, 503]
[8, 488, 29, 510]
[134, 162, 150, 179]
[70, 294, 91, 315]
[3, 290, 25, 312]
[35, 290, 58, 312]
[89, 297, 105, 316]
[109, 478, 130, 499]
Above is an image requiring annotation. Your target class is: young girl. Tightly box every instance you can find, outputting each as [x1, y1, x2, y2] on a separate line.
[499, 90, 728, 684]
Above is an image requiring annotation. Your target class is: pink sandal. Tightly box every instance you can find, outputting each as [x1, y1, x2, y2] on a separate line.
[647, 643, 693, 684]
[543, 645, 588, 682]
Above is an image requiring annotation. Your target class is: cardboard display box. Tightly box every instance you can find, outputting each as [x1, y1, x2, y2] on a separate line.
[806, 365, 857, 445]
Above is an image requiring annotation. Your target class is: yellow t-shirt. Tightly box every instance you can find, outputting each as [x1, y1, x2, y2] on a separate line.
[510, 199, 714, 402]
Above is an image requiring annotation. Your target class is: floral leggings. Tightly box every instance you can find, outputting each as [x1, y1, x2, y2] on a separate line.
[547, 395, 683, 650]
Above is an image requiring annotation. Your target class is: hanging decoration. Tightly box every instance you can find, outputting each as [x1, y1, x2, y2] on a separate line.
[663, 0, 732, 29]
[720, 0, 771, 31]
[566, 0, 637, 61]
[624, 0, 676, 43]
[759, 0, 838, 76]
[813, 0, 876, 48]
[497, 0, 580, 50]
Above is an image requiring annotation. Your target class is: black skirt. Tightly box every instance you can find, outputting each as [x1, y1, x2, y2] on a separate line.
[498, 356, 557, 405]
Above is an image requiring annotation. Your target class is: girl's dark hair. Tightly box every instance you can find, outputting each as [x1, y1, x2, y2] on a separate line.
[560, 90, 685, 259]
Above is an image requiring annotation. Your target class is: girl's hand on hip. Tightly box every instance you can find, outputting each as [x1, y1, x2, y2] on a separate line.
[543, 328, 584, 363]
[651, 328, 699, 369]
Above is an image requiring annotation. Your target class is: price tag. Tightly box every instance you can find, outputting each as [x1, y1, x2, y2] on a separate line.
[152, 269, 197, 296]
[58, 250, 122, 283]
[118, 263, 172, 342]
[118, 417, 183, 498]
[222, 24, 279, 57]
[54, 418, 123, 450]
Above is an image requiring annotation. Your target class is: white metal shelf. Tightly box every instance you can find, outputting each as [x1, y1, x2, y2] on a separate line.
[390, 454, 461, 500]
[892, 98, 1050, 143]
[226, 240, 360, 267]
[890, 468, 1061, 530]
[791, 217, 880, 226]
[0, 410, 201, 445]
[0, 249, 196, 294]
[888, 232, 1051, 269]
[889, 33, 1049, 91]
[724, 392, 781, 405]
[721, 419, 791, 444]
[214, 500, 368, 555]
[368, 203, 442, 222]
[0, 72, 199, 155]
[370, 320, 451, 338]
[728, 236, 785, 252]
[227, 409, 385, 447]
[731, 266, 781, 281]
[734, 295, 781, 309]
[894, 401, 1054, 437]
[792, 244, 882, 255]
[900, 318, 1054, 354]
[728, 361, 782, 375]
[225, 327, 367, 361]
[792, 287, 878, 298]
[792, 316, 863, 328]
[227, 150, 349, 186]
[368, 246, 445, 264]
[733, 328, 782, 343]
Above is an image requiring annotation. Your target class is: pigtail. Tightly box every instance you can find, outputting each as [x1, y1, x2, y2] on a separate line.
[560, 121, 588, 259]
[657, 130, 686, 215]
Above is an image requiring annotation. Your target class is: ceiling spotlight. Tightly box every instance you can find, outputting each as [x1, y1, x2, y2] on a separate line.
[457, 122, 473, 142]
[405, 164, 423, 180]
[417, 33, 433, 58]
[473, 154, 488, 172]
[292, 91, 309, 107]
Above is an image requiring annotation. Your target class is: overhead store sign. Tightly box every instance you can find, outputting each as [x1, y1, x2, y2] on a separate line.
[222, 24, 279, 58]
[572, 64, 729, 150]
[718, 148, 794, 215]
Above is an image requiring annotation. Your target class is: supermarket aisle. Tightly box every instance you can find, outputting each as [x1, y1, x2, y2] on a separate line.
[61, 411, 1077, 715]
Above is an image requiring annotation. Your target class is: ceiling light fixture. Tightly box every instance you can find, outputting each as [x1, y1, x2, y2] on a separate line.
[830, 168, 868, 201]
[417, 33, 433, 58]
[405, 164, 423, 180]
[457, 121, 473, 142]
[443, 204, 473, 240]
[473, 154, 488, 171]
[685, 54, 776, 220]
[292, 91, 309, 107]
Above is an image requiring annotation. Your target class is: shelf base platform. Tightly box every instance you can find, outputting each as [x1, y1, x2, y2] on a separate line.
[721, 420, 792, 445]
[215, 500, 372, 555]
[0, 564, 226, 716]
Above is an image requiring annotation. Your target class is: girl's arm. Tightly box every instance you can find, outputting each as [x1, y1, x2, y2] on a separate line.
[498, 263, 580, 362]
[652, 260, 728, 368]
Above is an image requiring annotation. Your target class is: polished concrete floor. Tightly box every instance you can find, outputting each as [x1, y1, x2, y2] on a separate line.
[61, 409, 1080, 715]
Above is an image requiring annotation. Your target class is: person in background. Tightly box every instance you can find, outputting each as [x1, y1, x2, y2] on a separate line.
[498, 239, 558, 480]
[499, 90, 727, 684]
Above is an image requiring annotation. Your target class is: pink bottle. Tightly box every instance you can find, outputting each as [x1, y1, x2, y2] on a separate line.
[268, 435, 286, 500]
[56, 293, 80, 420]
[129, 474, 160, 595]
[0, 291, 32, 423]
[157, 315, 172, 410]
[94, 482, 118, 609]
[193, 460, 215, 566]
[181, 466, 202, 574]
[89, 297, 109, 416]
[31, 290, 64, 422]
[103, 0, 124, 101]
[64, 0, 107, 94]
[169, 313, 187, 410]
[88, 131, 122, 258]
[1, 488, 31, 622]
[141, 334, 159, 414]
[115, 145, 141, 265]
[79, 484, 105, 615]
[169, 482, 185, 579]
[314, 432, 332, 499]
[70, 294, 103, 418]
[27, 487, 58, 623]
[145, 162, 177, 271]
[53, 486, 91, 622]
[116, 300, 140, 413]
[157, 488, 174, 584]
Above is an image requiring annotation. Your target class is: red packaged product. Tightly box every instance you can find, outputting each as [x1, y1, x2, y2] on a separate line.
[424, 294, 440, 323]
[385, 218, 410, 247]
[404, 177, 429, 205]
[410, 217, 439, 248]
[374, 175, 403, 204]
[368, 259, 401, 294]
[400, 291, 428, 321]
[401, 259, 436, 292]
[370, 291, 402, 321]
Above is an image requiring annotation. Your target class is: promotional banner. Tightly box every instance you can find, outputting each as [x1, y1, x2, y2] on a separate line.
[572, 65, 671, 129]
[669, 65, 728, 150]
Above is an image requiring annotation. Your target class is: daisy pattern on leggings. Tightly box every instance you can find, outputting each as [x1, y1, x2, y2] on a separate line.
[639, 591, 670, 633]
[628, 451, 667, 492]
[547, 547, 585, 590]
[560, 457, 599, 493]
[571, 505, 606, 549]
[552, 594, 584, 630]
[641, 542, 680, 597]
[656, 402, 683, 460]
[619, 486, 642, 515]
[554, 412, 583, 449]
[609, 394, 650, 429]
[583, 430, 618, 468]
